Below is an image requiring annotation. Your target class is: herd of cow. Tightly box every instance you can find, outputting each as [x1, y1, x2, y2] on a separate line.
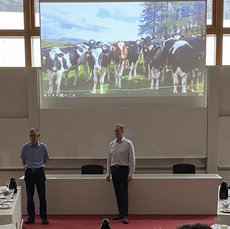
[41, 35, 205, 96]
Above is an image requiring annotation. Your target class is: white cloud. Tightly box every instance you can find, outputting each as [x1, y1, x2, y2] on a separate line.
[41, 2, 143, 42]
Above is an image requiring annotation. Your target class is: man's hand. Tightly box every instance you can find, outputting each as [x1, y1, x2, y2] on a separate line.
[128, 175, 132, 183]
[106, 175, 111, 182]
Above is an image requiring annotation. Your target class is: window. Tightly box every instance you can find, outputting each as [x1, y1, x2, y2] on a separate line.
[207, 0, 212, 25]
[0, 0, 229, 66]
[222, 35, 230, 65]
[0, 37, 25, 66]
[206, 0, 230, 65]
[0, 0, 24, 30]
[31, 36, 41, 67]
[0, 0, 39, 67]
[206, 34, 216, 65]
[223, 0, 230, 27]
[34, 0, 39, 27]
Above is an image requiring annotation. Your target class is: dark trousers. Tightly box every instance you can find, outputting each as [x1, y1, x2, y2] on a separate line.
[24, 168, 47, 220]
[111, 166, 129, 217]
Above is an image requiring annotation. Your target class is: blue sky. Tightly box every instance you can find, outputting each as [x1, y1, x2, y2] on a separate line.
[40, 2, 144, 42]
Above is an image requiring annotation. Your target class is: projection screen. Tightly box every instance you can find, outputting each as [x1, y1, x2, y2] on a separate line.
[39, 0, 207, 109]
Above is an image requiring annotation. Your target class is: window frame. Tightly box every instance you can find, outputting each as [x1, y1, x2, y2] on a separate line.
[0, 0, 229, 66]
[207, 0, 230, 65]
[0, 0, 39, 67]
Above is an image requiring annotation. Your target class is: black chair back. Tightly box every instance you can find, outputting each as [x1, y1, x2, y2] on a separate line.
[81, 164, 104, 174]
[173, 163, 195, 174]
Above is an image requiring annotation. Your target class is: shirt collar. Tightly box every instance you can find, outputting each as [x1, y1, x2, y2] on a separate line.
[29, 141, 41, 147]
[116, 136, 125, 143]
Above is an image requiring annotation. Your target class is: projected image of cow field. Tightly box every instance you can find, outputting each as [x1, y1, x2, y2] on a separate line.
[40, 1, 206, 98]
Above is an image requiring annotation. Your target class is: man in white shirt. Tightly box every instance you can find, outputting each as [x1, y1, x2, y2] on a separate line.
[106, 124, 135, 224]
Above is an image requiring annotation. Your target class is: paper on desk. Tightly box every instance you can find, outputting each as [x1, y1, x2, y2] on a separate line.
[211, 224, 230, 229]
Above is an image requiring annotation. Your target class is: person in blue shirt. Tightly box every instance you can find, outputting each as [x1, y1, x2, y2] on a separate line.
[20, 128, 49, 225]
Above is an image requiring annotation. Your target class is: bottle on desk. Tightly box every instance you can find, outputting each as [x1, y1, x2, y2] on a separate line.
[219, 181, 228, 200]
[8, 177, 17, 194]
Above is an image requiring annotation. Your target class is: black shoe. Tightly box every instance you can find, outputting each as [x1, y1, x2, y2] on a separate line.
[113, 215, 122, 220]
[122, 216, 129, 224]
[24, 218, 35, 224]
[42, 218, 49, 225]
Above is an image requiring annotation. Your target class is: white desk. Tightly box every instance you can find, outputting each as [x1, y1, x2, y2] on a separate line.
[19, 174, 222, 215]
[0, 224, 16, 229]
[0, 188, 22, 229]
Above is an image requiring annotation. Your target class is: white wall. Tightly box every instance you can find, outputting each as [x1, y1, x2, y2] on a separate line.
[0, 68, 39, 170]
[1, 66, 230, 183]
[216, 66, 230, 181]
[40, 107, 207, 159]
[208, 66, 230, 181]
[0, 68, 29, 118]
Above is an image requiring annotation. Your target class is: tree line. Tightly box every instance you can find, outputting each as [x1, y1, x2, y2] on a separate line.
[138, 2, 205, 38]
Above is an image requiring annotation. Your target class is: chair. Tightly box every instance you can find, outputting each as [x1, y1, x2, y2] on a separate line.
[172, 163, 196, 174]
[81, 164, 104, 174]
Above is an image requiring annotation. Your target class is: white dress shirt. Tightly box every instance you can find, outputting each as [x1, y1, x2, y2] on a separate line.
[107, 137, 135, 176]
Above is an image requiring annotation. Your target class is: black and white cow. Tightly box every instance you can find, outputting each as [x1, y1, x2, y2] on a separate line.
[160, 37, 179, 69]
[125, 40, 142, 80]
[41, 44, 91, 94]
[89, 42, 112, 94]
[41, 47, 68, 95]
[181, 36, 205, 92]
[57, 44, 91, 87]
[140, 37, 164, 90]
[149, 46, 164, 90]
[166, 39, 204, 93]
[142, 36, 157, 79]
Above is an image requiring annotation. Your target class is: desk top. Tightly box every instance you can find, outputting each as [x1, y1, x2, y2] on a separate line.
[19, 173, 222, 180]
[0, 187, 21, 221]
[0, 188, 20, 217]
[0, 225, 16, 229]
[217, 191, 230, 225]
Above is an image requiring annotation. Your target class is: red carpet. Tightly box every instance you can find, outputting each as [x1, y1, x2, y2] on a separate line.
[22, 215, 217, 229]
